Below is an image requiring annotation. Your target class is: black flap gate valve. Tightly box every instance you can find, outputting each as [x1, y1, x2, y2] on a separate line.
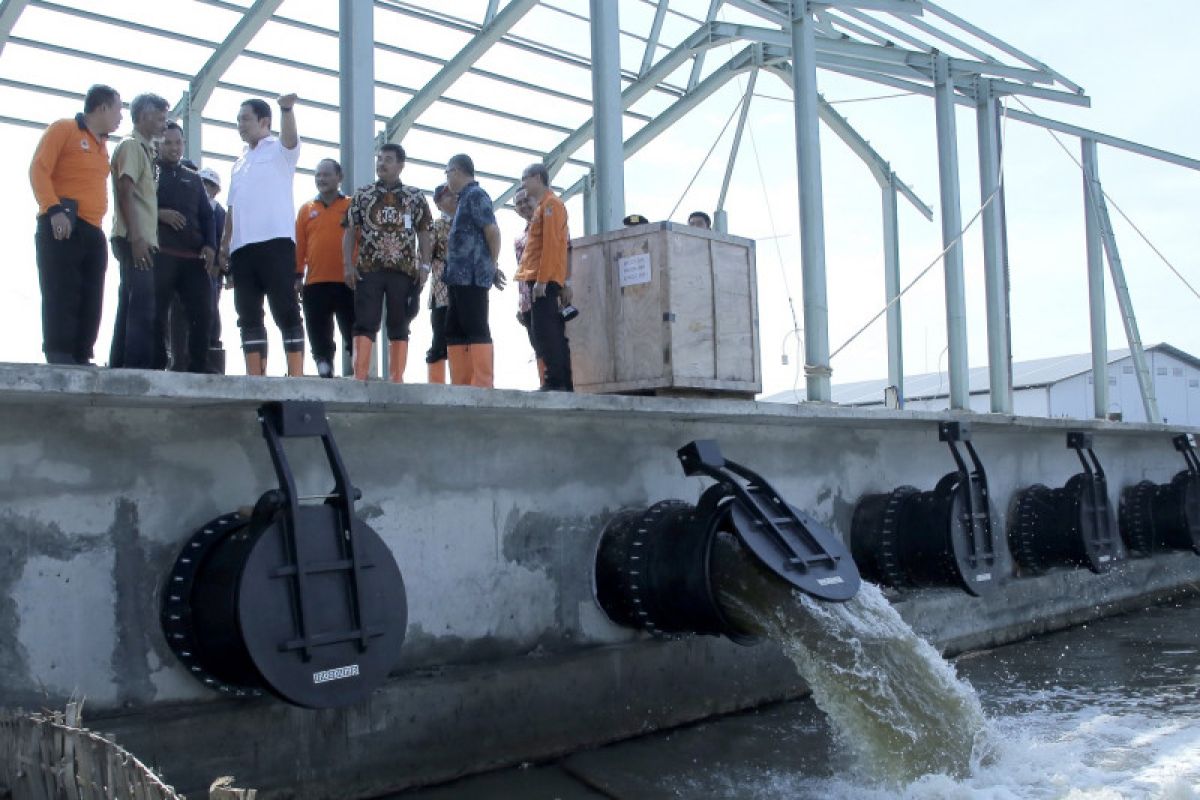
[161, 401, 407, 708]
[1120, 433, 1200, 556]
[851, 421, 1001, 596]
[594, 440, 861, 645]
[1009, 432, 1122, 575]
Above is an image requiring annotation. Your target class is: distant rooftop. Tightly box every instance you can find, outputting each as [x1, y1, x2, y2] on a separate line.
[761, 343, 1200, 405]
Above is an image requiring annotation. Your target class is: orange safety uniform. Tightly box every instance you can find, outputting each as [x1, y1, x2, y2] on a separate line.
[29, 115, 110, 227]
[515, 191, 568, 286]
[295, 195, 351, 284]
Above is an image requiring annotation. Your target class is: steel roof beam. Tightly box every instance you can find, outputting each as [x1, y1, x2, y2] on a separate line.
[177, 0, 283, 115]
[762, 62, 932, 219]
[640, 0, 670, 75]
[0, 0, 29, 57]
[383, 0, 539, 143]
[922, 0, 1083, 94]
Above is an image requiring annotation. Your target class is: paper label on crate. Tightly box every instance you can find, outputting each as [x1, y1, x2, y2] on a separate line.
[618, 253, 652, 287]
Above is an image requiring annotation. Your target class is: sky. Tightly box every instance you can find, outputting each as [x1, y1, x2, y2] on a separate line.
[2, 0, 1198, 398]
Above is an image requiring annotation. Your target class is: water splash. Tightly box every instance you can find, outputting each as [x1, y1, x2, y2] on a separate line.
[712, 534, 987, 783]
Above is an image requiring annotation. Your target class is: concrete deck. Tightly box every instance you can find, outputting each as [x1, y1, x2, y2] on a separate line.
[1, 364, 1197, 798]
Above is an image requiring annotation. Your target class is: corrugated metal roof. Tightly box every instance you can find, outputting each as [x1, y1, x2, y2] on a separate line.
[762, 343, 1200, 405]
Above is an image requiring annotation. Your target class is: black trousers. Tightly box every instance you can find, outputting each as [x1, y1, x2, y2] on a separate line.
[230, 238, 304, 354]
[303, 281, 355, 363]
[353, 270, 415, 342]
[154, 253, 212, 372]
[108, 236, 157, 369]
[426, 306, 448, 363]
[529, 282, 573, 390]
[35, 215, 107, 364]
[445, 285, 491, 346]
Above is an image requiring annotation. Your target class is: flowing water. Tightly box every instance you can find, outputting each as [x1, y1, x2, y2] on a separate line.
[401, 548, 1200, 799]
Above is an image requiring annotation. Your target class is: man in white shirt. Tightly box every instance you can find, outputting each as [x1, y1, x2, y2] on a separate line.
[218, 93, 304, 376]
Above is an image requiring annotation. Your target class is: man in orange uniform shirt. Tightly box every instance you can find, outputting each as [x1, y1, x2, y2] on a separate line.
[28, 84, 123, 365]
[296, 158, 354, 378]
[514, 163, 573, 391]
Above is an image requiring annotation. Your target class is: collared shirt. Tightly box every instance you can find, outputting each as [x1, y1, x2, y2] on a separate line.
[29, 114, 110, 227]
[346, 180, 431, 278]
[110, 129, 158, 246]
[156, 159, 215, 257]
[515, 227, 531, 314]
[516, 191, 569, 285]
[227, 134, 301, 253]
[445, 181, 498, 288]
[429, 215, 451, 309]
[296, 194, 351, 285]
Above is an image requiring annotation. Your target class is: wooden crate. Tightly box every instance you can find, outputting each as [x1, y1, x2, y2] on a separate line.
[569, 222, 760, 397]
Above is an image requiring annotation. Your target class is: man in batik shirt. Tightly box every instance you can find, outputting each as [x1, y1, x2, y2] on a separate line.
[342, 143, 432, 382]
[425, 183, 455, 383]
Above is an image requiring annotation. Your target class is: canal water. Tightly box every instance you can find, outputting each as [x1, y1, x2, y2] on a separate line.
[400, 594, 1200, 799]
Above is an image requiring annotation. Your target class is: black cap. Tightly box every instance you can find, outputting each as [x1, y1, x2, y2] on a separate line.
[623, 213, 649, 226]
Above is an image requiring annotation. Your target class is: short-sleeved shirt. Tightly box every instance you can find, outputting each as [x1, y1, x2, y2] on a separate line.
[227, 134, 301, 253]
[445, 181, 497, 288]
[296, 195, 351, 285]
[428, 215, 451, 309]
[346, 181, 431, 279]
[29, 114, 110, 227]
[110, 130, 158, 247]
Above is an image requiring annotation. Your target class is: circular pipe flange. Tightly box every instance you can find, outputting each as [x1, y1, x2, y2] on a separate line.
[851, 486, 917, 589]
[1120, 480, 1159, 555]
[160, 512, 263, 699]
[1009, 484, 1055, 576]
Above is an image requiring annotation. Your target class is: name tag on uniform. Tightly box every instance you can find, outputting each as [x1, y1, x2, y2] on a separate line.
[403, 212, 412, 230]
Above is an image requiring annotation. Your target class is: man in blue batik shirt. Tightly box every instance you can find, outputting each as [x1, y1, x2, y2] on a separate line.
[443, 153, 506, 387]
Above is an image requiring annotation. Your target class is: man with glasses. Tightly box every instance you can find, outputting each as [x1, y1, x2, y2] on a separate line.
[442, 153, 505, 387]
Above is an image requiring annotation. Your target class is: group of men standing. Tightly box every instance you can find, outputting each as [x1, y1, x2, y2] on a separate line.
[29, 85, 574, 391]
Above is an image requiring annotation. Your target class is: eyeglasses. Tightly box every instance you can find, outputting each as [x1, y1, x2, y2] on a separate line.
[443, 167, 458, 176]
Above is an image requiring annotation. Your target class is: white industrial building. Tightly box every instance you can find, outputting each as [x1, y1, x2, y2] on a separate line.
[763, 344, 1200, 426]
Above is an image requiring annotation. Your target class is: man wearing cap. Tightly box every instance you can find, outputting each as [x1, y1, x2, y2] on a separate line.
[296, 158, 354, 378]
[342, 143, 432, 383]
[29, 84, 123, 365]
[218, 94, 304, 376]
[199, 166, 227, 372]
[442, 153, 505, 387]
[515, 163, 573, 391]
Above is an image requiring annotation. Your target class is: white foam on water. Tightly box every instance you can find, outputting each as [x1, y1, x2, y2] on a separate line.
[719, 707, 1200, 800]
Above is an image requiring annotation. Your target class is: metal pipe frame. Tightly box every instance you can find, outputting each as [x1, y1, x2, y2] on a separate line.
[881, 174, 904, 404]
[1081, 139, 1108, 419]
[716, 68, 759, 222]
[590, 0, 626, 232]
[933, 53, 969, 410]
[976, 87, 1012, 413]
[790, 1, 833, 403]
[1082, 148, 1161, 423]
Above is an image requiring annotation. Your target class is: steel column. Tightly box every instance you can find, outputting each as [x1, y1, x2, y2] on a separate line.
[789, 1, 832, 402]
[976, 90, 1012, 413]
[583, 171, 599, 236]
[714, 209, 729, 234]
[1081, 139, 1107, 419]
[340, 0, 376, 376]
[716, 69, 758, 230]
[933, 53, 969, 410]
[0, 0, 29, 58]
[1083, 146, 1160, 422]
[589, 0, 625, 232]
[881, 175, 904, 405]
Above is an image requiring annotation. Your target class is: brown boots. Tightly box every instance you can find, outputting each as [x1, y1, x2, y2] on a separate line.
[427, 359, 447, 383]
[244, 352, 265, 376]
[354, 337, 408, 383]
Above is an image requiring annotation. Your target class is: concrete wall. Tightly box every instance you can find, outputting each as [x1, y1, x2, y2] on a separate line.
[1, 364, 1198, 798]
